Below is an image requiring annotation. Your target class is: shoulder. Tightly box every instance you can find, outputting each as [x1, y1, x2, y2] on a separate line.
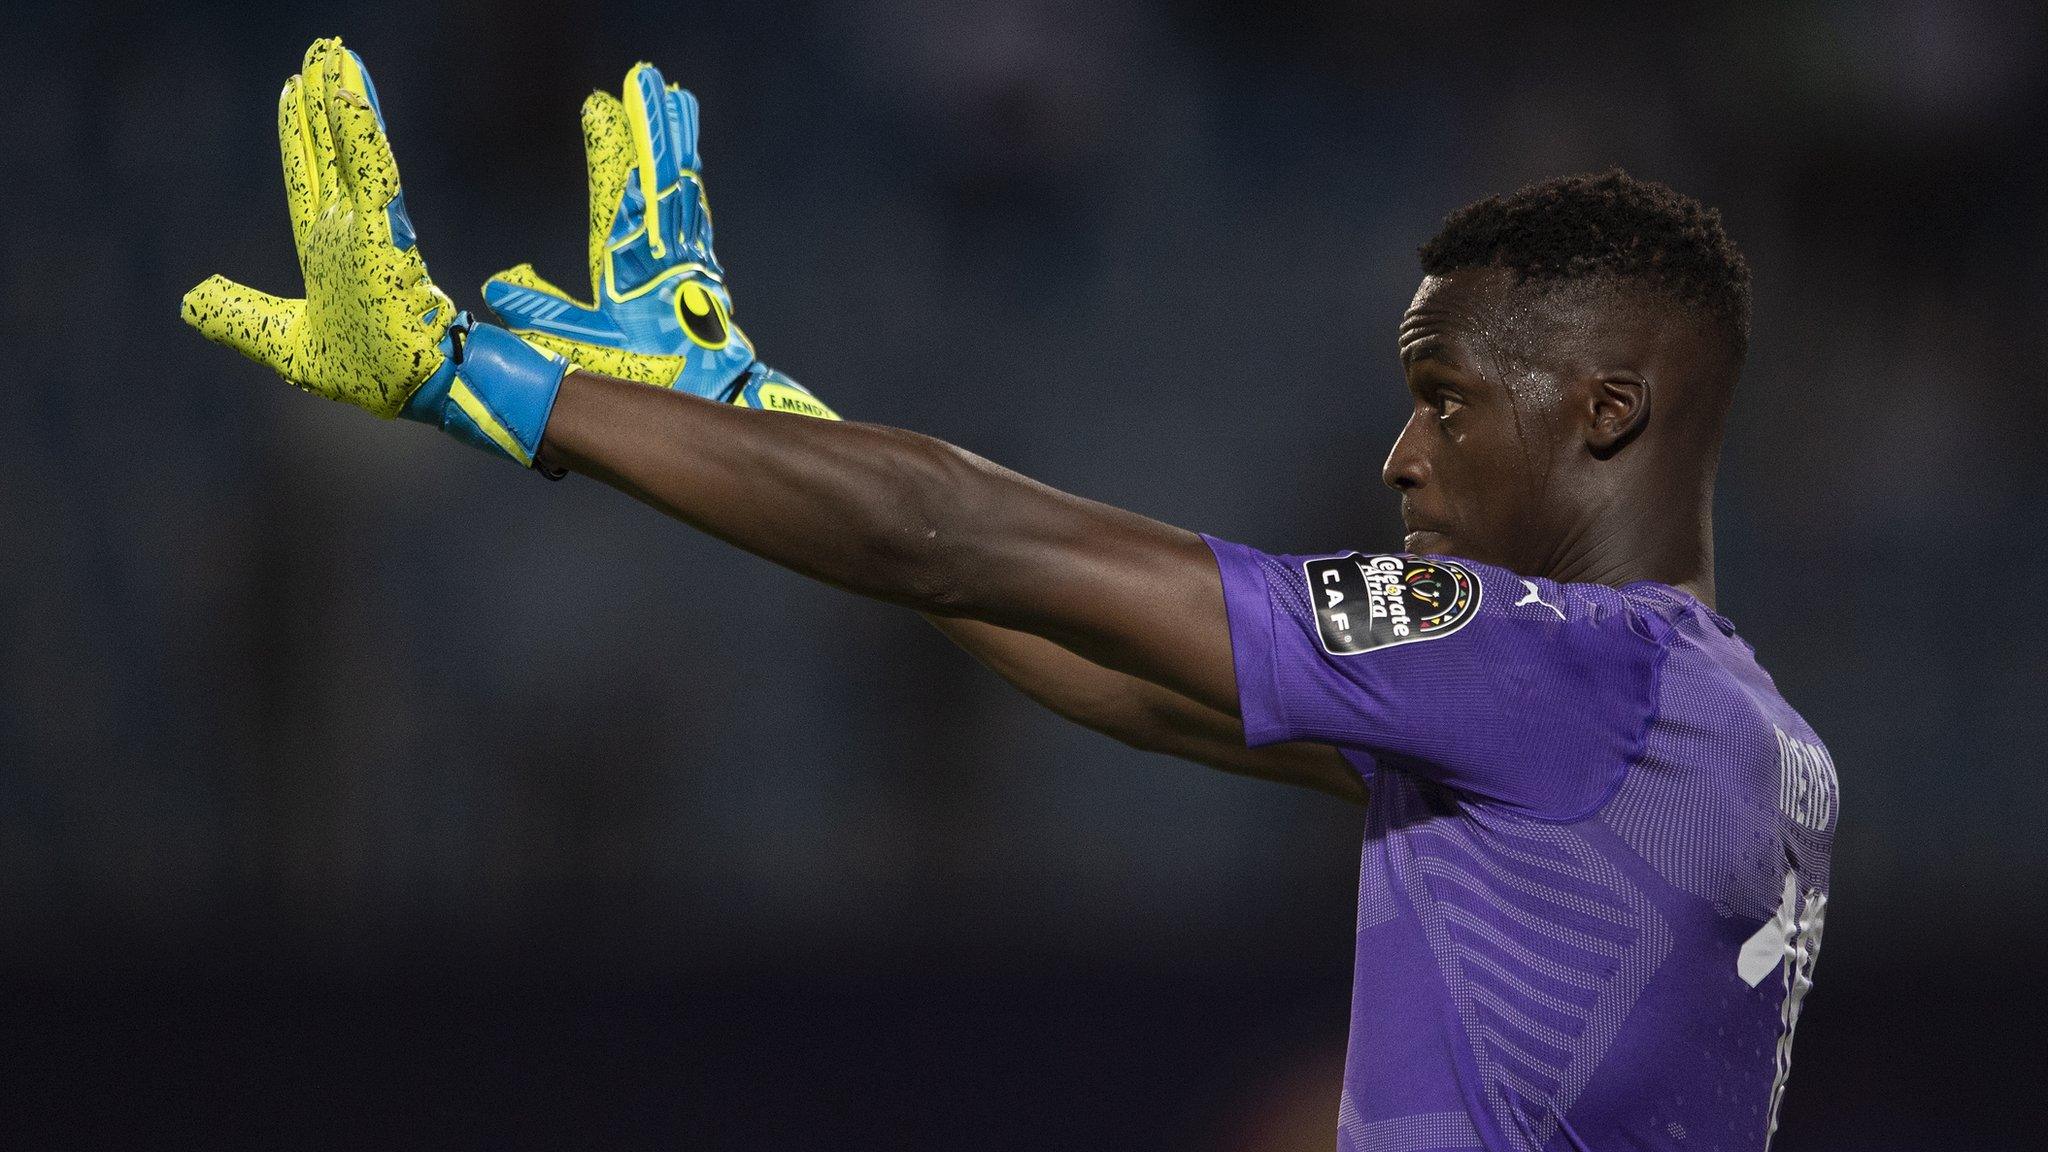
[1219, 538, 1679, 656]
[1203, 538, 1676, 816]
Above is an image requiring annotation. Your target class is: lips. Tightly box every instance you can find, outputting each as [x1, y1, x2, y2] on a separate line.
[1401, 521, 1451, 554]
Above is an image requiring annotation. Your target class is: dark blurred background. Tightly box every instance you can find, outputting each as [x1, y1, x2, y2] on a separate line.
[5, 1, 2045, 1147]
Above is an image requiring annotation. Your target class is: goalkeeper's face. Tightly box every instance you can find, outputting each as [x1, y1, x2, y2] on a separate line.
[1383, 268, 1600, 574]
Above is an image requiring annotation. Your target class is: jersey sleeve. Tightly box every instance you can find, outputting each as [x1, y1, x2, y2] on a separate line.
[1202, 535, 1673, 818]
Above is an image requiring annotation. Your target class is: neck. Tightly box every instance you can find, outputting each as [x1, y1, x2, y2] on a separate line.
[1540, 480, 1717, 608]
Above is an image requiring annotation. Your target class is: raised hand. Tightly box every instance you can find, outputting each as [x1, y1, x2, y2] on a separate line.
[481, 62, 834, 419]
[183, 38, 572, 468]
[182, 38, 455, 417]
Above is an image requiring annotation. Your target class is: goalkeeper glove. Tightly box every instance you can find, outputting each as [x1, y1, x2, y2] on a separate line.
[480, 62, 837, 420]
[181, 38, 569, 468]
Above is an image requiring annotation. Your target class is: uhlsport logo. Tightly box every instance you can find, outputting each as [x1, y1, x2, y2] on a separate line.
[1304, 553, 1481, 656]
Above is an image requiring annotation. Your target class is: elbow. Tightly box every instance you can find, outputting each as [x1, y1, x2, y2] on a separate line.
[867, 437, 996, 616]
[894, 523, 974, 616]
[862, 432, 1075, 624]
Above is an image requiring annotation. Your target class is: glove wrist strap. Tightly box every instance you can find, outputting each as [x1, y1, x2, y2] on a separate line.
[402, 313, 571, 469]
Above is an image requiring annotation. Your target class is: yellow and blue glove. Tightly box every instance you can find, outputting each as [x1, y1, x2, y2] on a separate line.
[182, 38, 570, 468]
[481, 63, 837, 420]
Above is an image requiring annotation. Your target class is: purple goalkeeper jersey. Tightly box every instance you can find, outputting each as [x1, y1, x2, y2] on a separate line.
[1204, 538, 1837, 1152]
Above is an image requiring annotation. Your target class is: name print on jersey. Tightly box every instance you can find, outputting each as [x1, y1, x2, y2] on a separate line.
[1775, 726, 1839, 832]
[1304, 553, 1481, 655]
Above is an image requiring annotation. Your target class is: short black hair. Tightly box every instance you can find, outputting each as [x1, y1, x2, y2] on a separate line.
[1419, 169, 1751, 353]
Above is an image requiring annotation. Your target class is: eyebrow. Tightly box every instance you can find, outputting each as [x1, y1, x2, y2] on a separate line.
[1400, 339, 1453, 368]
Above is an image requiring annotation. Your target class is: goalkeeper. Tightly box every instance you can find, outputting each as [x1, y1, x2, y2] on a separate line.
[185, 40, 1838, 1152]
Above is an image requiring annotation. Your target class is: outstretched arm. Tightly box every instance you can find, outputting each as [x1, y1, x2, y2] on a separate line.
[544, 369, 1358, 800]
[541, 370, 1240, 713]
[182, 43, 1355, 798]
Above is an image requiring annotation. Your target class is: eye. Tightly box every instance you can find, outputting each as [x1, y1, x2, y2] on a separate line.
[1435, 391, 1465, 420]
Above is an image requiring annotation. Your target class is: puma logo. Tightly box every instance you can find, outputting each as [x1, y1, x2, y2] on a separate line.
[1516, 580, 1566, 621]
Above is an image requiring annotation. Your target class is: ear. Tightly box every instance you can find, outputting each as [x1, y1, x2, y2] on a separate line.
[1585, 370, 1650, 458]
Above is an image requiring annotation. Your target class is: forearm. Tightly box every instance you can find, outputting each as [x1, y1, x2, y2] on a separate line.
[538, 369, 1237, 711]
[541, 371, 974, 606]
[924, 615, 1366, 803]
[924, 614, 1179, 740]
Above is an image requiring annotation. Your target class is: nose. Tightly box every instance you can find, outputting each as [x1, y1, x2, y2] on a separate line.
[1381, 410, 1430, 492]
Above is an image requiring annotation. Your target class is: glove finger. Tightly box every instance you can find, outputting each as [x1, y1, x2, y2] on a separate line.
[321, 47, 400, 216]
[181, 275, 303, 378]
[668, 85, 714, 259]
[486, 262, 577, 299]
[666, 84, 701, 172]
[484, 264, 627, 343]
[296, 39, 342, 212]
[626, 62, 683, 185]
[329, 81, 403, 220]
[580, 90, 632, 297]
[341, 48, 388, 133]
[623, 62, 675, 258]
[277, 75, 320, 251]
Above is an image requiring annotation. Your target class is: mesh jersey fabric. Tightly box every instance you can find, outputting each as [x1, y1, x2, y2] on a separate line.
[1202, 537, 1838, 1152]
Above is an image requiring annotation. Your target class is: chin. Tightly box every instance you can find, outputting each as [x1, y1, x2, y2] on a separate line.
[1403, 530, 1453, 556]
